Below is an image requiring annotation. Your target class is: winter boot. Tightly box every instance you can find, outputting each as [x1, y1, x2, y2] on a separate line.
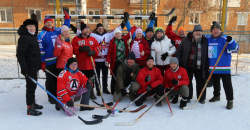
[103, 90, 111, 94]
[129, 91, 137, 101]
[179, 97, 188, 109]
[187, 99, 191, 103]
[155, 95, 162, 107]
[199, 100, 205, 104]
[209, 96, 220, 102]
[171, 95, 179, 104]
[90, 88, 97, 100]
[226, 100, 233, 110]
[27, 105, 42, 116]
[80, 107, 95, 111]
[33, 100, 43, 109]
[74, 96, 81, 102]
[48, 97, 56, 104]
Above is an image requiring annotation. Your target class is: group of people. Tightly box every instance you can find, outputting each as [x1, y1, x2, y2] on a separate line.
[16, 10, 239, 116]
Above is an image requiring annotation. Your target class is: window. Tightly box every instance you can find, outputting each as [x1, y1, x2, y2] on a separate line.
[164, 10, 176, 25]
[88, 10, 100, 23]
[133, 10, 141, 25]
[237, 12, 248, 25]
[189, 11, 200, 24]
[29, 9, 41, 22]
[69, 9, 76, 22]
[0, 9, 12, 23]
[212, 12, 229, 25]
[111, 10, 123, 24]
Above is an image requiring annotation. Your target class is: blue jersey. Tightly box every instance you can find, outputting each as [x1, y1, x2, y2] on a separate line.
[206, 34, 239, 74]
[37, 19, 70, 65]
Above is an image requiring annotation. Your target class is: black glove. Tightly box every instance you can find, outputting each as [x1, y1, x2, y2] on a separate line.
[85, 80, 92, 89]
[146, 85, 153, 92]
[21, 70, 28, 76]
[187, 32, 193, 39]
[227, 36, 232, 42]
[169, 16, 177, 24]
[165, 88, 171, 93]
[78, 46, 90, 52]
[145, 74, 151, 82]
[161, 52, 169, 61]
[87, 50, 95, 56]
[149, 12, 156, 20]
[171, 78, 179, 85]
[63, 7, 69, 16]
[120, 89, 127, 97]
[121, 20, 127, 29]
[66, 100, 74, 107]
[124, 12, 130, 21]
[70, 24, 77, 34]
[171, 40, 175, 46]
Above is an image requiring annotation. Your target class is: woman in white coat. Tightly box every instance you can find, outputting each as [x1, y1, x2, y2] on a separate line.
[151, 27, 176, 76]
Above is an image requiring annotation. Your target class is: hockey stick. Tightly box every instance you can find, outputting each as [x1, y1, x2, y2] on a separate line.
[164, 91, 174, 116]
[183, 42, 229, 110]
[115, 8, 175, 16]
[96, 47, 117, 81]
[74, 103, 147, 113]
[115, 87, 174, 126]
[90, 56, 113, 108]
[92, 83, 132, 119]
[26, 75, 102, 125]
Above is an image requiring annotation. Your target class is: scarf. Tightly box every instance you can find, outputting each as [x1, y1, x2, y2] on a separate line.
[189, 38, 202, 69]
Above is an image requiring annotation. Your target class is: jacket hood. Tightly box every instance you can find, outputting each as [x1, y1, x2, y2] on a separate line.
[64, 63, 79, 74]
[18, 25, 34, 36]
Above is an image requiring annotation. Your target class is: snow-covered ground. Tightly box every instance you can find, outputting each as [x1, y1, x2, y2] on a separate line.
[0, 74, 249, 130]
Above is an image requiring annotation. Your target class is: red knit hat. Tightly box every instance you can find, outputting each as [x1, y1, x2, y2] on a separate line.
[44, 17, 53, 24]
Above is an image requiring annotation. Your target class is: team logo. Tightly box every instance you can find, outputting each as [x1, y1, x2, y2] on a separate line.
[69, 79, 80, 91]
[178, 75, 181, 79]
[69, 76, 72, 80]
[89, 41, 93, 45]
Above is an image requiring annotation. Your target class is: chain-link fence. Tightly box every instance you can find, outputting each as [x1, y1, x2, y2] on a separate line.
[0, 0, 249, 79]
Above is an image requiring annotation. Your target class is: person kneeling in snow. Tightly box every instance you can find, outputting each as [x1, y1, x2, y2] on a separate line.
[135, 56, 164, 107]
[113, 52, 141, 102]
[56, 57, 92, 116]
[164, 57, 190, 109]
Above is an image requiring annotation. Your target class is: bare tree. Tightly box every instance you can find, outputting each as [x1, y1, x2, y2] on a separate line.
[102, 0, 110, 29]
[152, 0, 158, 14]
[76, 0, 87, 28]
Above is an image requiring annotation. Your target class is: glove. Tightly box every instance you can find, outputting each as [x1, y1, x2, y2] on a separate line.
[63, 7, 70, 20]
[227, 36, 232, 42]
[87, 50, 95, 56]
[105, 62, 109, 67]
[149, 12, 156, 20]
[169, 16, 177, 24]
[146, 85, 153, 92]
[161, 52, 169, 61]
[171, 40, 175, 46]
[165, 88, 171, 93]
[70, 24, 77, 34]
[21, 70, 28, 76]
[66, 100, 74, 107]
[120, 89, 127, 97]
[171, 78, 179, 85]
[124, 12, 130, 21]
[85, 80, 92, 89]
[78, 46, 90, 52]
[121, 20, 127, 29]
[55, 36, 63, 46]
[187, 32, 193, 39]
[41, 62, 45, 72]
[145, 74, 151, 82]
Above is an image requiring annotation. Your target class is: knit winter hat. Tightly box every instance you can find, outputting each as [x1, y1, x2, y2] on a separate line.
[23, 19, 37, 27]
[145, 27, 154, 34]
[61, 25, 69, 34]
[146, 55, 154, 62]
[135, 28, 143, 35]
[170, 57, 179, 64]
[66, 57, 78, 69]
[113, 28, 122, 35]
[154, 27, 164, 34]
[81, 22, 89, 31]
[96, 23, 103, 29]
[44, 17, 53, 24]
[127, 52, 136, 61]
[211, 21, 221, 32]
[178, 27, 186, 34]
[193, 24, 203, 32]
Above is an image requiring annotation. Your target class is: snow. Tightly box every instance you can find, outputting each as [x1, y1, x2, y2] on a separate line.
[0, 75, 250, 130]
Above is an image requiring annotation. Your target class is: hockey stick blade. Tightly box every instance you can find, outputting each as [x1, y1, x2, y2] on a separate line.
[78, 116, 103, 125]
[164, 8, 175, 16]
[92, 100, 113, 107]
[129, 104, 147, 113]
[92, 100, 119, 119]
[115, 121, 136, 126]
[182, 101, 198, 110]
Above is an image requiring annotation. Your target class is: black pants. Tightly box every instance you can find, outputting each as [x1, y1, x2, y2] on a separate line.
[135, 84, 164, 106]
[80, 70, 94, 80]
[94, 62, 108, 92]
[80, 70, 94, 106]
[111, 61, 121, 95]
[45, 64, 57, 99]
[25, 71, 38, 106]
[56, 68, 64, 76]
[187, 68, 206, 101]
[212, 74, 233, 100]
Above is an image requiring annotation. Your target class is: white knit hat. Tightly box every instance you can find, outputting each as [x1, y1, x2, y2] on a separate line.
[113, 28, 122, 35]
[135, 28, 143, 35]
[61, 25, 69, 34]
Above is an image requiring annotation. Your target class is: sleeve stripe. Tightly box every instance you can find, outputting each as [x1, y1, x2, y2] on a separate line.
[58, 89, 66, 94]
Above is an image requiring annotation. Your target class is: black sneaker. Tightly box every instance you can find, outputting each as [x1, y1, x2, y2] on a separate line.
[33, 102, 43, 109]
[48, 98, 56, 104]
[80, 107, 95, 111]
[199, 100, 205, 104]
[27, 105, 42, 116]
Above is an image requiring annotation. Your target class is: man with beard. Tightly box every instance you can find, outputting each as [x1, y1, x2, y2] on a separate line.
[175, 24, 209, 104]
